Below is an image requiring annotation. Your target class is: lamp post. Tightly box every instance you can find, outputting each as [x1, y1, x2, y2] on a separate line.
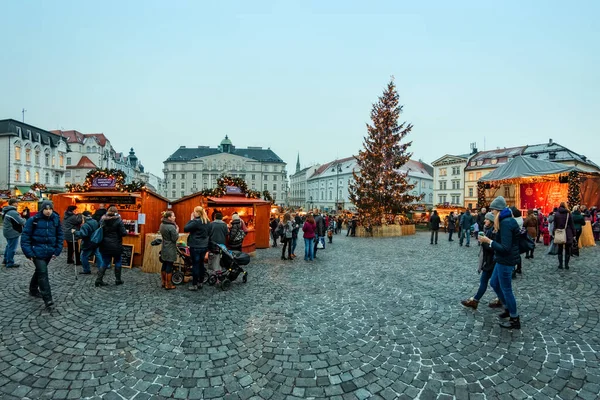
[335, 163, 342, 213]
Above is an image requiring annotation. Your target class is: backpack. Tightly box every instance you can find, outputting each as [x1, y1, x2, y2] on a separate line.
[284, 222, 293, 239]
[230, 224, 245, 245]
[276, 223, 284, 238]
[90, 224, 104, 246]
[518, 227, 535, 254]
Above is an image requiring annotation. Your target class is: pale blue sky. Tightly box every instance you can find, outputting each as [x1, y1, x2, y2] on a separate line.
[1, 0, 598, 176]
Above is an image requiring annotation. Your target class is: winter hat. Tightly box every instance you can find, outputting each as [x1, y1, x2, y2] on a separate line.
[82, 210, 92, 218]
[232, 213, 240, 221]
[40, 200, 54, 210]
[489, 196, 507, 211]
[510, 206, 522, 218]
[485, 212, 495, 223]
[67, 205, 77, 212]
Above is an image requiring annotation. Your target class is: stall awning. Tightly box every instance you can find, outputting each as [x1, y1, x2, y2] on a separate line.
[207, 196, 270, 205]
[480, 156, 579, 182]
[16, 186, 31, 194]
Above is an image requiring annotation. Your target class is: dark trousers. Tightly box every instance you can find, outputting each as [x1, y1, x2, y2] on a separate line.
[558, 243, 571, 266]
[30, 257, 53, 304]
[161, 261, 174, 273]
[281, 238, 292, 259]
[448, 229, 454, 241]
[66, 240, 81, 264]
[190, 248, 207, 285]
[271, 230, 278, 246]
[430, 229, 439, 244]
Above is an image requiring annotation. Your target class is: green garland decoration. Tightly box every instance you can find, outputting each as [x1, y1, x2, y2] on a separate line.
[65, 168, 145, 193]
[567, 171, 581, 209]
[30, 183, 47, 192]
[262, 190, 273, 203]
[199, 175, 263, 199]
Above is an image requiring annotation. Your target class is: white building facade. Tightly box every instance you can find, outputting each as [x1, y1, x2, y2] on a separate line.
[306, 157, 357, 212]
[397, 159, 435, 210]
[432, 154, 471, 208]
[0, 119, 69, 194]
[163, 136, 287, 203]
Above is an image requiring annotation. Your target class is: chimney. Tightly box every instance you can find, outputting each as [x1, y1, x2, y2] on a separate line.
[549, 138, 553, 145]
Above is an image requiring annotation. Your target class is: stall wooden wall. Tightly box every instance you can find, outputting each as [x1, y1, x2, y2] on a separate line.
[137, 190, 169, 266]
[255, 203, 271, 249]
[50, 194, 76, 217]
[171, 193, 207, 224]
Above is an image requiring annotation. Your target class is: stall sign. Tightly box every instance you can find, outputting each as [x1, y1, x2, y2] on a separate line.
[92, 177, 116, 189]
[226, 186, 244, 195]
[75, 196, 137, 204]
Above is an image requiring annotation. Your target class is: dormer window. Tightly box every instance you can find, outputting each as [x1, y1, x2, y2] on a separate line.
[549, 152, 557, 160]
[470, 161, 476, 166]
[477, 160, 483, 166]
[491, 158, 498, 165]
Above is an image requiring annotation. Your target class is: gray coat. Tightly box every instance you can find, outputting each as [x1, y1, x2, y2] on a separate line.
[2, 206, 25, 240]
[159, 220, 179, 263]
[62, 211, 83, 239]
[209, 220, 228, 249]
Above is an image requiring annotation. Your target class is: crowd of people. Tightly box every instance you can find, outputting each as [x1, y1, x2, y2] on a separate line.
[430, 197, 599, 330]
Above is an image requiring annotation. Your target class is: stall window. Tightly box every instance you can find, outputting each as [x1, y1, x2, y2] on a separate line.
[15, 146, 21, 161]
[15, 169, 21, 181]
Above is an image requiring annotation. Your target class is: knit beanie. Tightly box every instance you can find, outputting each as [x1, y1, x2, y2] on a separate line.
[485, 212, 495, 223]
[40, 200, 54, 210]
[489, 196, 507, 211]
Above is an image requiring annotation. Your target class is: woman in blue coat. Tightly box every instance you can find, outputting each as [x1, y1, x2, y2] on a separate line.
[478, 196, 521, 330]
[20, 200, 63, 308]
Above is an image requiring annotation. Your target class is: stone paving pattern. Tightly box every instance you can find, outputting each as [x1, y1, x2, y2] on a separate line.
[1, 231, 599, 399]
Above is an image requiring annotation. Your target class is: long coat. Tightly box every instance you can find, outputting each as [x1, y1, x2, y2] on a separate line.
[552, 207, 576, 244]
[99, 215, 128, 257]
[159, 219, 179, 263]
[523, 215, 538, 239]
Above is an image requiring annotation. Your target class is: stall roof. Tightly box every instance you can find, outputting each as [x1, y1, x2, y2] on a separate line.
[207, 196, 271, 205]
[480, 156, 579, 182]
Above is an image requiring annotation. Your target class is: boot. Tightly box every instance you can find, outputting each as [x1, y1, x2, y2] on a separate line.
[488, 298, 503, 308]
[565, 253, 570, 270]
[499, 316, 521, 329]
[498, 309, 510, 319]
[115, 268, 124, 285]
[165, 273, 176, 290]
[95, 268, 109, 287]
[461, 297, 478, 310]
[161, 271, 167, 288]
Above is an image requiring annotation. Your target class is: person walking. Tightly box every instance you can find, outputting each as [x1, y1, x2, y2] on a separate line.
[184, 206, 212, 291]
[63, 205, 83, 265]
[571, 206, 585, 257]
[2, 198, 25, 268]
[314, 213, 326, 257]
[269, 217, 280, 247]
[20, 200, 63, 308]
[280, 213, 295, 261]
[461, 212, 496, 309]
[553, 202, 576, 269]
[159, 211, 179, 290]
[523, 209, 538, 259]
[302, 214, 316, 261]
[510, 207, 524, 278]
[476, 208, 486, 246]
[478, 196, 521, 329]
[459, 209, 474, 247]
[73, 211, 103, 275]
[429, 210, 441, 245]
[327, 219, 334, 244]
[228, 212, 247, 252]
[291, 214, 302, 258]
[447, 212, 456, 242]
[95, 206, 128, 287]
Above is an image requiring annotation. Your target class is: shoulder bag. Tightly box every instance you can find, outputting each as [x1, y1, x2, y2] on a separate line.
[554, 213, 569, 245]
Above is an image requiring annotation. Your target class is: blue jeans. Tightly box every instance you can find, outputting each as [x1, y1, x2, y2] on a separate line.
[190, 247, 207, 286]
[4, 237, 19, 266]
[304, 238, 314, 261]
[460, 229, 470, 245]
[291, 237, 298, 255]
[100, 253, 121, 270]
[474, 269, 493, 301]
[490, 263, 518, 317]
[80, 247, 102, 273]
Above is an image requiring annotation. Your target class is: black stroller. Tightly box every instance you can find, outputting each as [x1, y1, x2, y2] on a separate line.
[207, 243, 250, 290]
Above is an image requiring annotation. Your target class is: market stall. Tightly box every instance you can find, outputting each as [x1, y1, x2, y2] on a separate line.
[52, 169, 168, 267]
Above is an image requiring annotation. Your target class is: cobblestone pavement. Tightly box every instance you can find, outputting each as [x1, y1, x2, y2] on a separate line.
[1, 231, 599, 400]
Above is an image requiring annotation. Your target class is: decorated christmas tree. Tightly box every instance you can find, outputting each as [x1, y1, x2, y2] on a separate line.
[348, 79, 422, 227]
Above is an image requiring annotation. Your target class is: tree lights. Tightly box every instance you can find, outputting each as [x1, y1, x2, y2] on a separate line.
[66, 169, 146, 193]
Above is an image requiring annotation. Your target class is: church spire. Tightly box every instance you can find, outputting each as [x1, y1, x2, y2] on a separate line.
[296, 153, 300, 173]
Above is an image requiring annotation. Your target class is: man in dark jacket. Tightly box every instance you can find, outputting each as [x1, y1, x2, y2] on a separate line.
[2, 198, 25, 268]
[21, 200, 63, 308]
[208, 212, 228, 271]
[553, 203, 576, 269]
[314, 213, 326, 257]
[459, 210, 475, 247]
[447, 212, 456, 241]
[429, 211, 441, 245]
[270, 217, 279, 247]
[92, 204, 107, 222]
[73, 211, 102, 274]
[96, 207, 128, 286]
[63, 205, 83, 265]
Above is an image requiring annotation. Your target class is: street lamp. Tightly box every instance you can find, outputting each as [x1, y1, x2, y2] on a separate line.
[335, 163, 342, 213]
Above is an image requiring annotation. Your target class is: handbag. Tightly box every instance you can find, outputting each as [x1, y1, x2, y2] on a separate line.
[554, 213, 569, 245]
[90, 224, 104, 246]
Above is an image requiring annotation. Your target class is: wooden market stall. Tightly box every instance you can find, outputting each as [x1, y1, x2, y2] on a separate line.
[170, 191, 272, 252]
[51, 189, 169, 267]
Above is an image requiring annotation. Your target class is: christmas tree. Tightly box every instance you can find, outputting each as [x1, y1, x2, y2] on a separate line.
[348, 79, 422, 227]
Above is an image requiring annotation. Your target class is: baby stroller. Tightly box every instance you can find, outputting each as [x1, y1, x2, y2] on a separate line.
[151, 238, 206, 286]
[207, 243, 250, 290]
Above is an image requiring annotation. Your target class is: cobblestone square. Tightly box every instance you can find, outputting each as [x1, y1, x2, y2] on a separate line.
[1, 232, 599, 399]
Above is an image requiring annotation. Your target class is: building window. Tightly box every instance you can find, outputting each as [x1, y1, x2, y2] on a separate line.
[429, 193, 433, 203]
[329, 191, 332, 200]
[15, 146, 21, 161]
[452, 167, 460, 175]
[192, 173, 196, 179]
[35, 151, 40, 165]
[45, 154, 49, 166]
[452, 181, 459, 190]
[251, 174, 256, 180]
[504, 186, 510, 197]
[34, 172, 39, 182]
[468, 172, 474, 181]
[25, 148, 31, 163]
[273, 184, 277, 191]
[172, 182, 176, 189]
[59, 154, 64, 167]
[263, 175, 268, 181]
[439, 195, 446, 204]
[439, 181, 447, 190]
[172, 191, 176, 198]
[181, 182, 185, 189]
[491, 158, 498, 165]
[273, 175, 277, 181]
[15, 170, 21, 181]
[52, 156, 56, 166]
[477, 160, 483, 166]
[181, 174, 185, 179]
[273, 193, 276, 200]
[65, 171, 71, 177]
[172, 174, 176, 179]
[264, 184, 267, 190]
[67, 157, 72, 165]
[54, 174, 59, 185]
[476, 172, 482, 180]
[181, 191, 185, 197]
[45, 173, 49, 184]
[86, 146, 91, 153]
[468, 187, 474, 197]
[439, 168, 447, 176]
